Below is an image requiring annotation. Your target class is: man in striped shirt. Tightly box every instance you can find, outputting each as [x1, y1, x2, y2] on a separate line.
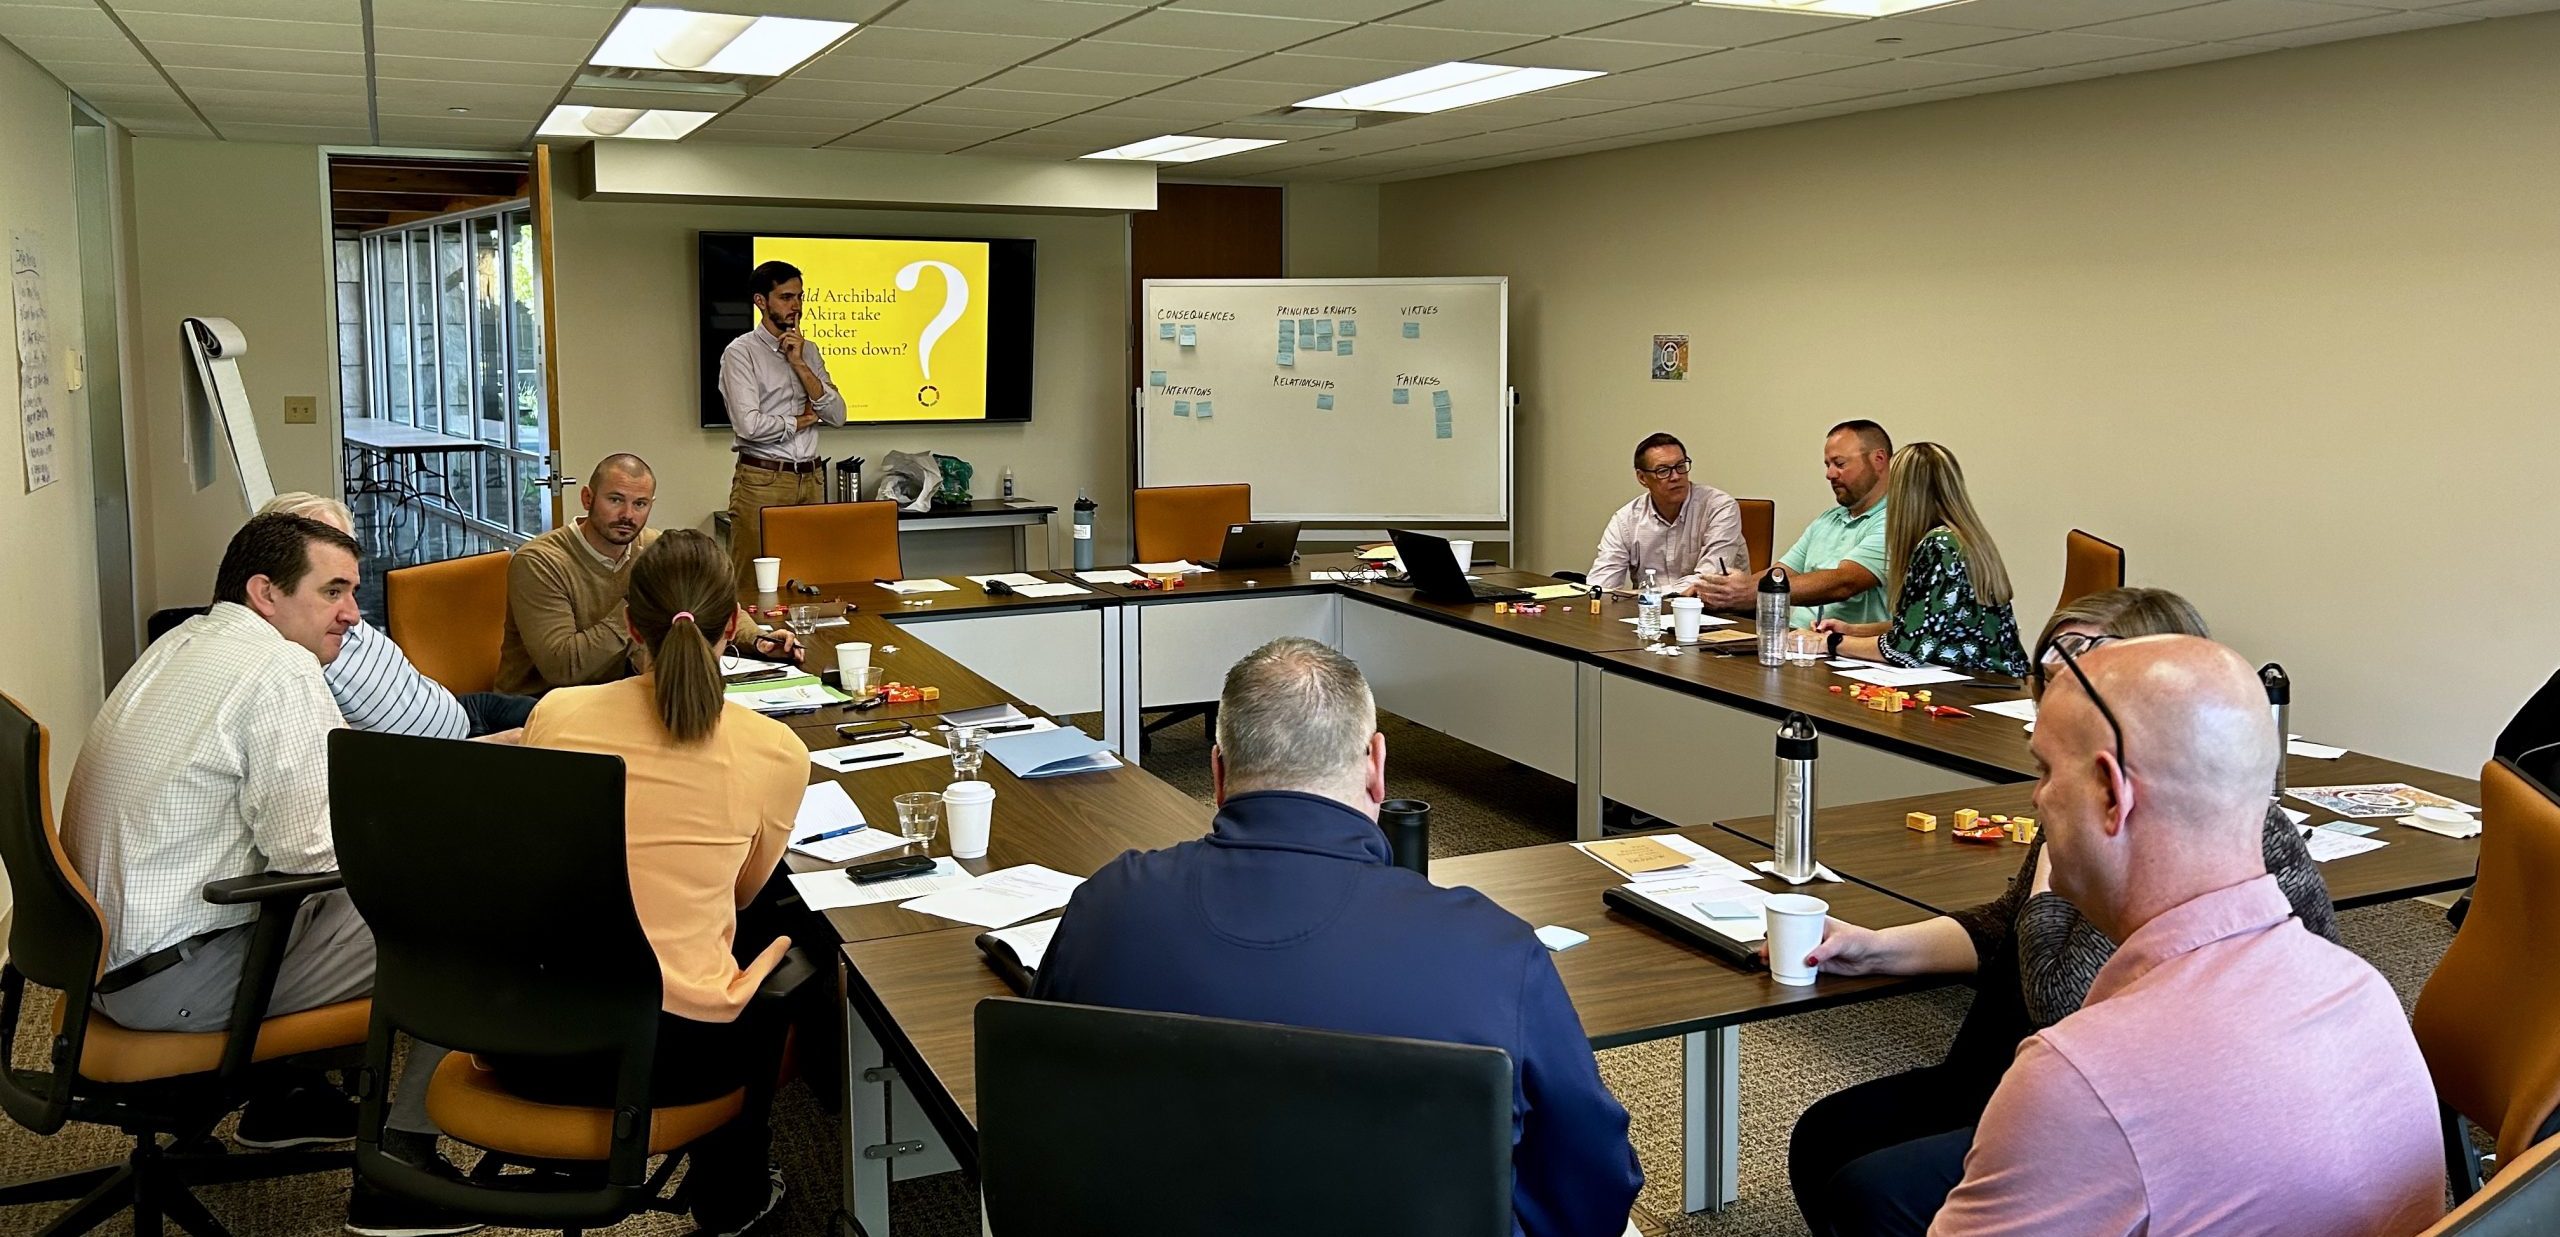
[261, 493, 533, 739]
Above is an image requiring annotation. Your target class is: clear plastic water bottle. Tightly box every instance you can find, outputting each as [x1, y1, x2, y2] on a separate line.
[1757, 565, 1792, 667]
[1636, 568, 1663, 641]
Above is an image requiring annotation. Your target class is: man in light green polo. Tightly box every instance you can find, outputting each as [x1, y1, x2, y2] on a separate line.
[1692, 420, 1892, 626]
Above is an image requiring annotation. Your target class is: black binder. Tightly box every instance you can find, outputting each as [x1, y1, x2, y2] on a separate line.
[1602, 884, 1765, 971]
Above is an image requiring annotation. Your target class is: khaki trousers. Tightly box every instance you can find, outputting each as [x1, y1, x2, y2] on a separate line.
[729, 460, 825, 591]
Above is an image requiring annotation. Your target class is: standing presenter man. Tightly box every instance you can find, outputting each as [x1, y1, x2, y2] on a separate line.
[721, 258, 847, 591]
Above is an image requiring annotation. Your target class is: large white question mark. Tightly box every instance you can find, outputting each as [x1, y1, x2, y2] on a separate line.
[894, 260, 970, 381]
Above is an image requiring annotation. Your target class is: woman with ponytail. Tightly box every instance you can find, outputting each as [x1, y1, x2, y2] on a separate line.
[511, 528, 803, 1234]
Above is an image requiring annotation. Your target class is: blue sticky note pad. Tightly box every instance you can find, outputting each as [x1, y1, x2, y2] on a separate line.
[1177, 325, 1196, 346]
[1196, 401, 1213, 419]
[1316, 394, 1333, 410]
[1276, 350, 1293, 367]
[1339, 320, 1356, 337]
[1337, 339, 1353, 356]
[1149, 370, 1167, 387]
[1392, 388, 1409, 405]
[1173, 400, 1190, 417]
[1402, 321, 1421, 339]
[1431, 389, 1452, 410]
[1158, 322, 1175, 340]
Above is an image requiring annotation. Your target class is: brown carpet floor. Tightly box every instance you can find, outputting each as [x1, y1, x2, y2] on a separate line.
[1, 711, 2458, 1237]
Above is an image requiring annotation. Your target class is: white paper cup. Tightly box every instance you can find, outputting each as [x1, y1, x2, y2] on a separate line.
[752, 556, 782, 592]
[1764, 894, 1830, 987]
[837, 641, 872, 679]
[1448, 539, 1475, 571]
[2415, 806, 2474, 827]
[1670, 596, 1705, 642]
[944, 780, 995, 859]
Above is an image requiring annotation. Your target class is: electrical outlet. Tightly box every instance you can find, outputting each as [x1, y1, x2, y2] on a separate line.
[283, 395, 317, 424]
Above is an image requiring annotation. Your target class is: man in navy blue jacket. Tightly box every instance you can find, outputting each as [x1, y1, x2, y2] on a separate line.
[1035, 637, 1643, 1237]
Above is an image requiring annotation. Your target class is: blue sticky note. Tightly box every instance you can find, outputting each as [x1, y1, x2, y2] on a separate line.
[1297, 317, 1313, 334]
[1316, 319, 1332, 337]
[1158, 322, 1175, 340]
[1276, 350, 1293, 367]
[1337, 339, 1353, 356]
[1402, 321, 1421, 339]
[1196, 400, 1213, 419]
[1434, 414, 1453, 441]
[1178, 325, 1196, 346]
[1173, 400, 1190, 417]
[1392, 388, 1409, 405]
[1431, 389, 1452, 410]
[1339, 320, 1356, 337]
[1149, 370, 1167, 387]
[1316, 394, 1333, 410]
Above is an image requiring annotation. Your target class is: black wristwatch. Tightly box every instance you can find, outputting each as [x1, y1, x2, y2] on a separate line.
[1826, 631, 1845, 658]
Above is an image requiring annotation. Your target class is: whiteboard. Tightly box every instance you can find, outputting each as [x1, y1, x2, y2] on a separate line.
[1138, 277, 1508, 524]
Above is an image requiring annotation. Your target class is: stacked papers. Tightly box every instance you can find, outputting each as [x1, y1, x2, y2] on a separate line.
[877, 578, 958, 594]
[726, 675, 848, 714]
[1837, 665, 1971, 688]
[1075, 569, 1144, 585]
[1014, 581, 1091, 598]
[808, 735, 948, 773]
[1129, 560, 1203, 574]
[2301, 826, 2390, 863]
[982, 917, 1065, 970]
[786, 858, 975, 911]
[1574, 834, 1762, 886]
[985, 727, 1121, 778]
[903, 865, 1084, 929]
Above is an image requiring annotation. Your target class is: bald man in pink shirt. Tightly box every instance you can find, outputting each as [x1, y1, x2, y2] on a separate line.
[1927, 636, 2443, 1237]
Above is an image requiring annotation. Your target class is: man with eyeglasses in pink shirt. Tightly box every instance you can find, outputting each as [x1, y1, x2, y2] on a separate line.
[1585, 432, 1743, 593]
[1918, 635, 2442, 1237]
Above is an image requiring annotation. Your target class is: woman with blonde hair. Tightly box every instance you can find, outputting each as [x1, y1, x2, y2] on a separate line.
[499, 528, 804, 1235]
[1803, 441, 2028, 678]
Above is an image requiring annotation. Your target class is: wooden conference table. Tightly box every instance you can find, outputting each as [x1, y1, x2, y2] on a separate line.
[760, 558, 2484, 1232]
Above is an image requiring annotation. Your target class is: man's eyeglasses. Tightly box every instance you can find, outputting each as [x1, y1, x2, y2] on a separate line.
[1639, 459, 1692, 479]
[2038, 636, 2129, 772]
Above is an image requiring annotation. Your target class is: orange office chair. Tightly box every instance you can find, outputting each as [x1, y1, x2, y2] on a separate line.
[2419, 1132, 2560, 1234]
[2413, 756, 2560, 1200]
[386, 549, 511, 696]
[1737, 499, 1775, 574]
[1134, 484, 1251, 566]
[762, 500, 903, 587]
[0, 691, 370, 1235]
[2056, 530, 2126, 612]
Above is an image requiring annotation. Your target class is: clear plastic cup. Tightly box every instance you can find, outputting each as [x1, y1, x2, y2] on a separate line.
[893, 791, 943, 845]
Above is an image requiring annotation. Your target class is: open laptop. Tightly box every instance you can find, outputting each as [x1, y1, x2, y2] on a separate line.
[1206, 520, 1300, 570]
[1388, 528, 1530, 605]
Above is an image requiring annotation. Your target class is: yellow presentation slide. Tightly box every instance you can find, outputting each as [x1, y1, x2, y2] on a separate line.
[752, 236, 991, 422]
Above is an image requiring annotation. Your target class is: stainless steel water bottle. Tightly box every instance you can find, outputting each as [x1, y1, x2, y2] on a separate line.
[1773, 712, 1819, 884]
[1757, 565, 1792, 667]
[1073, 488, 1097, 571]
[2260, 662, 2289, 796]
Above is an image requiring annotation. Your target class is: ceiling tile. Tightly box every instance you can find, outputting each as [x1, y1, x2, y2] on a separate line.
[372, 0, 617, 39]
[1918, 29, 2191, 67]
[1030, 39, 1257, 75]
[1213, 52, 1433, 89]
[0, 35, 152, 67]
[1473, 36, 1716, 72]
[692, 127, 829, 145]
[1473, 91, 1673, 120]
[1016, 114, 1182, 141]
[52, 62, 177, 89]
[1764, 55, 2009, 91]
[2226, 7, 2479, 41]
[938, 85, 1118, 110]
[712, 103, 895, 130]
[377, 79, 560, 112]
[370, 26, 591, 64]
[2433, 0, 2560, 13]
[196, 101, 372, 126]
[224, 121, 376, 144]
[1135, 75, 1314, 106]
[1573, 5, 1861, 48]
[150, 43, 367, 74]
[1099, 9, 1352, 52]
[69, 82, 186, 109]
[2066, 41, 2271, 72]
[0, 6, 124, 39]
[896, 101, 1088, 127]
[373, 54, 575, 87]
[1070, 95, 1268, 123]
[183, 82, 367, 109]
[1379, 0, 1685, 38]
[973, 63, 1183, 94]
[1689, 78, 1884, 108]
[823, 132, 983, 152]
[1604, 45, 1883, 91]
[2079, 0, 2395, 42]
[850, 117, 1023, 139]
[1755, 14, 2041, 56]
[165, 65, 365, 97]
[114, 0, 360, 21]
[1160, 0, 1417, 16]
[829, 26, 1066, 66]
[791, 52, 993, 85]
[1285, 22, 1538, 61]
[375, 114, 532, 148]
[1901, 0, 2219, 30]
[117, 12, 364, 53]
[870, 0, 1146, 40]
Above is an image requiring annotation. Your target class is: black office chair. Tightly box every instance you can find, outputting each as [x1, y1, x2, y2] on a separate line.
[977, 997, 1514, 1237]
[0, 690, 367, 1237]
[144, 606, 208, 645]
[329, 730, 805, 1233]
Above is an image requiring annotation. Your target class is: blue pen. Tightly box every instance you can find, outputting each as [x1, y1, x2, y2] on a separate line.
[797, 824, 870, 845]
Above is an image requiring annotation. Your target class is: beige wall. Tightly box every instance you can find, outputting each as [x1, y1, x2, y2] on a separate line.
[128, 138, 336, 608]
[1285, 182, 1380, 277]
[1380, 15, 2560, 773]
[0, 44, 107, 812]
[548, 155, 1134, 571]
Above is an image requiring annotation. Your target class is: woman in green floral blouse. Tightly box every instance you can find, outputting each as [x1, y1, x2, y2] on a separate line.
[1802, 442, 2029, 678]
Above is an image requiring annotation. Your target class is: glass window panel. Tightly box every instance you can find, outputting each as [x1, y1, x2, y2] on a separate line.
[514, 455, 544, 535]
[510, 211, 544, 453]
[337, 322, 363, 360]
[472, 214, 504, 445]
[479, 451, 508, 529]
[437, 222, 470, 438]
[335, 238, 362, 283]
[409, 231, 436, 432]
[443, 449, 474, 521]
[377, 237, 411, 426]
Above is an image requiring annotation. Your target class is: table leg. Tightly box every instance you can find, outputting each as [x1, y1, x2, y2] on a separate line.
[1575, 662, 1604, 841]
[1011, 524, 1027, 574]
[1682, 1026, 1742, 1214]
[1099, 606, 1141, 765]
[844, 992, 894, 1237]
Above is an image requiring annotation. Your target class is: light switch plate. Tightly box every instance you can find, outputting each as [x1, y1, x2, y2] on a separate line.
[283, 395, 317, 424]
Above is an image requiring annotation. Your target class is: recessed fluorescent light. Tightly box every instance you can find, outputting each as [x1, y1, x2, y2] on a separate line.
[1690, 0, 1971, 16]
[538, 105, 717, 141]
[1081, 135, 1285, 163]
[591, 7, 855, 77]
[1296, 62, 1604, 114]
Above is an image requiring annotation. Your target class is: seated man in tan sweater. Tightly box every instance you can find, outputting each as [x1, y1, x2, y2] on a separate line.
[496, 453, 800, 695]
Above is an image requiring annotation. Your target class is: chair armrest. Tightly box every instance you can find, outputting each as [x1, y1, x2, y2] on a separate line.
[204, 870, 345, 906]
[756, 947, 820, 1004]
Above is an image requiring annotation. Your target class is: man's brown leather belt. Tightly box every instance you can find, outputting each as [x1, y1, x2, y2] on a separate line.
[737, 454, 821, 474]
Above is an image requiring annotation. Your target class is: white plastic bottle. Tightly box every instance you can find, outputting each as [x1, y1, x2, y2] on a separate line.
[1636, 568, 1663, 641]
